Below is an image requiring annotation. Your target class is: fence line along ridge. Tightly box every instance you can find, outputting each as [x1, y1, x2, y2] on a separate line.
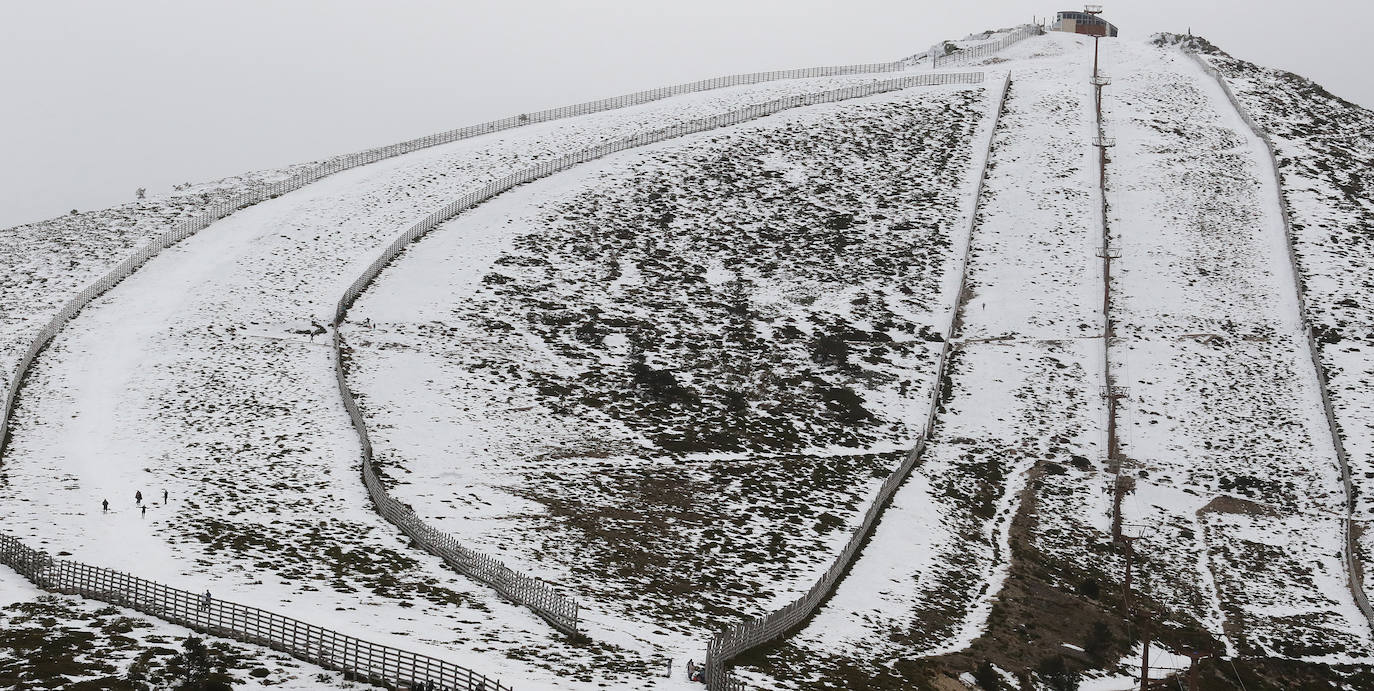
[702, 72, 1013, 691]
[0, 534, 509, 691]
[931, 25, 1040, 68]
[329, 72, 986, 638]
[1186, 50, 1374, 630]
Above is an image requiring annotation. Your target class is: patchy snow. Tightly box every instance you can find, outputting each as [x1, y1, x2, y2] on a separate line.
[343, 82, 990, 668]
[1106, 39, 1372, 658]
[733, 31, 1110, 687]
[1197, 42, 1374, 611]
[0, 72, 955, 690]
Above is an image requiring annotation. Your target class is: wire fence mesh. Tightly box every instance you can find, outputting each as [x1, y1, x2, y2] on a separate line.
[0, 533, 510, 691]
[931, 25, 1040, 68]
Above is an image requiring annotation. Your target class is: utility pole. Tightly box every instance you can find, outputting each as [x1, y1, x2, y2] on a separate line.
[1137, 612, 1151, 691]
[1089, 16, 1122, 541]
[1093, 35, 1102, 78]
[1099, 380, 1126, 536]
[1118, 533, 1138, 614]
[1180, 648, 1214, 691]
[1092, 73, 1112, 121]
[1091, 135, 1115, 201]
[1084, 5, 1105, 78]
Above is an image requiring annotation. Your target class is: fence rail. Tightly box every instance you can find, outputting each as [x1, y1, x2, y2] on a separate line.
[702, 72, 1013, 690]
[0, 533, 508, 691]
[1187, 51, 1374, 629]
[330, 71, 988, 638]
[932, 25, 1040, 68]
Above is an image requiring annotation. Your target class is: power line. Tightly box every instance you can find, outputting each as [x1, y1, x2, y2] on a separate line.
[1228, 657, 1249, 691]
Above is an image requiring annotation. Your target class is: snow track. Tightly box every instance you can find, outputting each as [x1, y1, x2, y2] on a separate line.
[1187, 47, 1374, 631]
[1104, 39, 1373, 659]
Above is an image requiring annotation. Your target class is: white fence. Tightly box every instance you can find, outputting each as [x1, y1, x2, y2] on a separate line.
[330, 331, 580, 634]
[0, 534, 509, 691]
[330, 71, 987, 637]
[702, 72, 1013, 690]
[932, 26, 1040, 68]
[1187, 51, 1374, 627]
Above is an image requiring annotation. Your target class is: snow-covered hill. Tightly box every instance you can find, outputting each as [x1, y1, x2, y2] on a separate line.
[343, 81, 992, 664]
[3, 23, 1374, 691]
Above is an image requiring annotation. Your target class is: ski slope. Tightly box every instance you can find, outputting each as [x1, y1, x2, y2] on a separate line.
[0, 69, 981, 689]
[1196, 42, 1374, 626]
[1105, 39, 1371, 659]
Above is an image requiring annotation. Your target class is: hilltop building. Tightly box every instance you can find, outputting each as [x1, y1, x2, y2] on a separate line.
[1052, 10, 1119, 37]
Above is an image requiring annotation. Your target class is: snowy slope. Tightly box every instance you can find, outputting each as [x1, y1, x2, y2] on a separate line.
[1195, 42, 1374, 617]
[734, 31, 1109, 688]
[341, 82, 990, 666]
[1105, 40, 1370, 658]
[6, 21, 1372, 690]
[0, 74, 946, 691]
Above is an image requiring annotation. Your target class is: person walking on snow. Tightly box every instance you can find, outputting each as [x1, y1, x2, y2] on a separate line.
[200, 590, 212, 611]
[102, 499, 109, 513]
[141, 505, 147, 518]
[162, 489, 168, 503]
[135, 490, 142, 505]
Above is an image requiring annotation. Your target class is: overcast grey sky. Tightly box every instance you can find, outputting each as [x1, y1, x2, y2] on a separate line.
[2, 0, 1369, 230]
